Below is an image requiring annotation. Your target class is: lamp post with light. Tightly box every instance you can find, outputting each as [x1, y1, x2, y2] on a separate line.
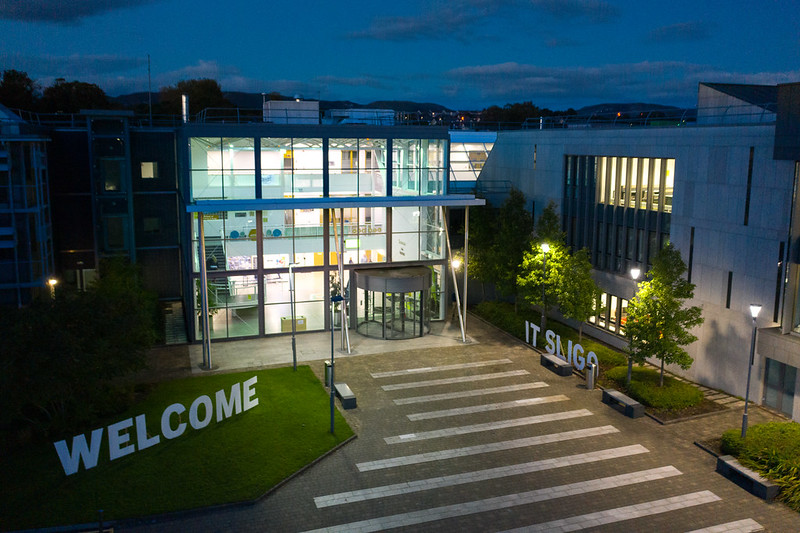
[626, 267, 641, 386]
[741, 304, 761, 439]
[330, 294, 344, 434]
[540, 243, 550, 336]
[289, 262, 299, 371]
[47, 278, 58, 299]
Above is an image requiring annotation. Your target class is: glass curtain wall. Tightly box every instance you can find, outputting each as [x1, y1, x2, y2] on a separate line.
[392, 139, 446, 196]
[391, 206, 444, 262]
[329, 138, 387, 197]
[190, 137, 255, 200]
[189, 135, 450, 341]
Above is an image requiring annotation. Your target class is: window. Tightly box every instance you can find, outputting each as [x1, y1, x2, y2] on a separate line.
[141, 161, 158, 179]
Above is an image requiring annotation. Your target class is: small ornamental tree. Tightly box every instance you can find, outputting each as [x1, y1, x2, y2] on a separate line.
[467, 198, 499, 300]
[625, 242, 704, 386]
[558, 248, 602, 340]
[492, 188, 533, 310]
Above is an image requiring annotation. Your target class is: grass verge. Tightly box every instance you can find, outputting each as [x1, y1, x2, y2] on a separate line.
[721, 421, 800, 511]
[0, 366, 353, 531]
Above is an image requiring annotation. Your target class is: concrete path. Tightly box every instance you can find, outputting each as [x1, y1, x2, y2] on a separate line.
[123, 317, 799, 532]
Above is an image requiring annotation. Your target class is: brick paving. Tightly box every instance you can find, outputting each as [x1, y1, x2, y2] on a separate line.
[120, 316, 800, 533]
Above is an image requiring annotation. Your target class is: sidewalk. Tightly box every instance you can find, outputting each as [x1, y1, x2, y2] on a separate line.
[123, 315, 799, 532]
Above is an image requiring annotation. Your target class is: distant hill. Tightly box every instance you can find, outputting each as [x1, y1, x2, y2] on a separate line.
[110, 91, 456, 115]
[576, 103, 681, 115]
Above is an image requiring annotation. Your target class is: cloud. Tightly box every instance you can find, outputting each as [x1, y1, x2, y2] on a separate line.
[349, 0, 616, 42]
[2, 53, 147, 79]
[314, 75, 395, 91]
[529, 0, 620, 23]
[444, 61, 800, 107]
[0, 0, 163, 23]
[648, 21, 710, 43]
[348, 2, 490, 42]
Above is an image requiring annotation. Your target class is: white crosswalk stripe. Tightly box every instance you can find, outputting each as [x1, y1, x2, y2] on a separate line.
[381, 370, 530, 391]
[393, 382, 549, 405]
[685, 518, 764, 533]
[385, 409, 594, 444]
[370, 359, 514, 378]
[357, 425, 620, 471]
[500, 490, 722, 532]
[301, 466, 683, 533]
[407, 394, 570, 420]
[314, 444, 648, 508]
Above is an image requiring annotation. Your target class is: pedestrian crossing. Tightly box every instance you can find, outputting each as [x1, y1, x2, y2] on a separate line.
[302, 357, 765, 532]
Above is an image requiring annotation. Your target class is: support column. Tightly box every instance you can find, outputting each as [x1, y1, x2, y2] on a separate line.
[198, 213, 212, 369]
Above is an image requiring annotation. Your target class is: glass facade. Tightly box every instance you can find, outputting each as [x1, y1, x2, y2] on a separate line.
[187, 131, 452, 340]
[564, 155, 672, 275]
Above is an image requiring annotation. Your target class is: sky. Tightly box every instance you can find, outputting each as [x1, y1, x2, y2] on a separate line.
[0, 0, 799, 111]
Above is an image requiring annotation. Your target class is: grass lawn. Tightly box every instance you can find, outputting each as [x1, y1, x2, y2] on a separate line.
[0, 366, 353, 531]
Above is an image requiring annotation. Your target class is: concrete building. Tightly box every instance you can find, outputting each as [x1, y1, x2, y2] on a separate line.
[478, 82, 800, 421]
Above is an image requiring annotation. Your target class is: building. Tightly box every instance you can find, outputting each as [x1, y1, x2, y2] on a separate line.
[478, 82, 800, 421]
[3, 101, 482, 362]
[0, 104, 54, 307]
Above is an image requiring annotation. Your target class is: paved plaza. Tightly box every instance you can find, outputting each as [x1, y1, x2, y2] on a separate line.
[123, 317, 800, 532]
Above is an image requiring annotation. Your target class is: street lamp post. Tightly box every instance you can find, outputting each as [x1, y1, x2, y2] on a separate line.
[626, 267, 641, 386]
[289, 262, 299, 371]
[330, 294, 344, 434]
[540, 243, 550, 337]
[47, 278, 58, 299]
[741, 304, 761, 439]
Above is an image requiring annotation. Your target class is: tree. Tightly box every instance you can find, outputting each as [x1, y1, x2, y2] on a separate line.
[39, 79, 111, 113]
[0, 258, 159, 439]
[625, 242, 704, 386]
[517, 237, 568, 336]
[0, 69, 38, 110]
[492, 188, 533, 310]
[466, 198, 498, 300]
[517, 201, 567, 333]
[558, 248, 602, 340]
[158, 78, 232, 115]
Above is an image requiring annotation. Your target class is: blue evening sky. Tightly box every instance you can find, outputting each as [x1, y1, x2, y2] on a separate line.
[1, 0, 798, 110]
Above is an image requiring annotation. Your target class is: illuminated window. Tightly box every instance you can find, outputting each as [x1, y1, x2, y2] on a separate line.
[141, 161, 158, 179]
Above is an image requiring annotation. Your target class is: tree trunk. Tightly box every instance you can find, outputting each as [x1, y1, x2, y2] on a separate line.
[660, 358, 665, 387]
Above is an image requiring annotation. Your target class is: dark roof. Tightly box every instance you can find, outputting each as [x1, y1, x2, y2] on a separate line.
[701, 83, 778, 108]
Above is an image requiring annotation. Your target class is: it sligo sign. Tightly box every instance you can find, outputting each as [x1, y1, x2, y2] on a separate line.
[525, 321, 598, 371]
[53, 376, 259, 476]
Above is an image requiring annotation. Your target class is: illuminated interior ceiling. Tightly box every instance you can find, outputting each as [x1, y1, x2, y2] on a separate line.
[449, 131, 496, 182]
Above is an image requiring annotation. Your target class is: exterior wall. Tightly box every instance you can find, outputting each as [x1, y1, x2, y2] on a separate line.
[0, 133, 53, 307]
[479, 122, 799, 418]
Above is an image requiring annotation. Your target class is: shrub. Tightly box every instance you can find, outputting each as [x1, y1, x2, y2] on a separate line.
[721, 422, 800, 511]
[604, 366, 703, 410]
[472, 301, 627, 369]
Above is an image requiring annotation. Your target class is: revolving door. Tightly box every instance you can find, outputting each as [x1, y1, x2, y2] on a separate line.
[353, 266, 432, 340]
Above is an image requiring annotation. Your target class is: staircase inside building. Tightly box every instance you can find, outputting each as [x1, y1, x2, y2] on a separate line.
[163, 301, 188, 345]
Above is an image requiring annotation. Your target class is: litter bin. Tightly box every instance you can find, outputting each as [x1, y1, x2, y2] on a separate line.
[324, 361, 333, 388]
[586, 362, 597, 390]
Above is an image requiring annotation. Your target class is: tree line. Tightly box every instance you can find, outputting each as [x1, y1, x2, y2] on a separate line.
[467, 189, 702, 385]
[0, 258, 161, 445]
[0, 69, 234, 115]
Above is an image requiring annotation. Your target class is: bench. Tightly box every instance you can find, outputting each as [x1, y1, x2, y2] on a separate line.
[602, 388, 645, 418]
[540, 353, 573, 376]
[334, 382, 357, 410]
[716, 455, 779, 501]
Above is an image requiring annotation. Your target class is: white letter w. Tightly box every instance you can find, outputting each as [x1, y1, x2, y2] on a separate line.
[53, 428, 104, 476]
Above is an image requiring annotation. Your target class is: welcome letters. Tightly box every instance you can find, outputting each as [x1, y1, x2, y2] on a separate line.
[53, 376, 259, 476]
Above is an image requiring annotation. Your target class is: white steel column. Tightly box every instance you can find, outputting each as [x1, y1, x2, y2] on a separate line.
[198, 212, 212, 369]
[441, 206, 466, 342]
